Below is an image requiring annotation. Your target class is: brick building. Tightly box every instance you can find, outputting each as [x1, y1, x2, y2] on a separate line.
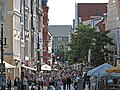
[75, 3, 107, 26]
[42, 1, 50, 63]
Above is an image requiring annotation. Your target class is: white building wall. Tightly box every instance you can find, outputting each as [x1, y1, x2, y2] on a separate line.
[13, 0, 21, 56]
[75, 3, 79, 26]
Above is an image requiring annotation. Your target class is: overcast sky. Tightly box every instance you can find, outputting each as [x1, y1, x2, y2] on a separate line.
[48, 0, 109, 25]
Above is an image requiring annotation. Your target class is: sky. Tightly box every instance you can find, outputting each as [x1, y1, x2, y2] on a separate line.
[48, 0, 109, 25]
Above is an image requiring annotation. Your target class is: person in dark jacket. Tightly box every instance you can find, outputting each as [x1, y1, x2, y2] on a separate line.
[62, 77, 67, 90]
[7, 76, 12, 90]
[14, 76, 18, 90]
[66, 76, 72, 90]
[83, 73, 88, 90]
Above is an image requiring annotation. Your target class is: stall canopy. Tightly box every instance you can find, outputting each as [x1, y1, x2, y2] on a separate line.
[41, 64, 51, 71]
[0, 59, 15, 68]
[88, 63, 114, 77]
[106, 66, 120, 73]
[22, 65, 37, 71]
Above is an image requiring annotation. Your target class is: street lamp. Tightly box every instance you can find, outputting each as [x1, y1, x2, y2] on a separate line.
[37, 33, 41, 72]
[1, 24, 4, 64]
[0, 24, 8, 73]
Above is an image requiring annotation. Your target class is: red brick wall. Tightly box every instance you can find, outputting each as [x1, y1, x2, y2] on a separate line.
[42, 6, 49, 63]
[117, 0, 120, 18]
[78, 3, 107, 21]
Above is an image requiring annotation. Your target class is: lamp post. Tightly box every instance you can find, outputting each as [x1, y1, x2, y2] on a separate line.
[0, 24, 7, 90]
[1, 24, 4, 64]
[37, 33, 41, 72]
[0, 24, 7, 73]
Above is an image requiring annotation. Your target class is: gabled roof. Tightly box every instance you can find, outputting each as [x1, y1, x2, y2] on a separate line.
[95, 19, 105, 27]
[49, 25, 72, 37]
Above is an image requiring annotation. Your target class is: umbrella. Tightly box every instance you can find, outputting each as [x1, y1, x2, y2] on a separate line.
[106, 66, 120, 73]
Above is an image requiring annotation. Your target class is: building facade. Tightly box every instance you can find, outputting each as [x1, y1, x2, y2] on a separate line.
[0, 0, 45, 81]
[42, 0, 50, 63]
[75, 3, 107, 26]
[49, 25, 72, 62]
[106, 0, 120, 65]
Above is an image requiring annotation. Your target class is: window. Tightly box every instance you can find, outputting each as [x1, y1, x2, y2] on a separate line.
[13, 39, 20, 56]
[13, 15, 20, 30]
[0, 4, 4, 20]
[25, 15, 28, 30]
[25, 0, 29, 6]
[14, 0, 20, 12]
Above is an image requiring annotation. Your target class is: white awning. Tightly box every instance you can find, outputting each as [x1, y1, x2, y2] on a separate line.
[41, 64, 51, 71]
[4, 61, 16, 68]
[0, 59, 15, 68]
[52, 68, 58, 71]
[22, 65, 37, 71]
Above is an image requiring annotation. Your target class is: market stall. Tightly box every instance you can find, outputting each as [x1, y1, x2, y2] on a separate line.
[106, 66, 120, 90]
[88, 63, 120, 90]
[106, 66, 120, 73]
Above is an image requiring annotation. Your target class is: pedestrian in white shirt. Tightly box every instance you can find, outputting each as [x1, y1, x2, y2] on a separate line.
[90, 76, 96, 90]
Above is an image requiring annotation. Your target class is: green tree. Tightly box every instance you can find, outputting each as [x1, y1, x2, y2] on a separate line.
[69, 25, 114, 66]
[58, 43, 68, 63]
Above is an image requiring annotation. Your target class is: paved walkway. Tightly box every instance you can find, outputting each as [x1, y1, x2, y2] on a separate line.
[10, 84, 89, 90]
[85, 84, 89, 90]
[10, 86, 48, 90]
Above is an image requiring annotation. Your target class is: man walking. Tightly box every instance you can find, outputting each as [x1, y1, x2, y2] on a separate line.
[62, 76, 66, 90]
[7, 76, 12, 90]
[14, 76, 18, 90]
[66, 75, 72, 90]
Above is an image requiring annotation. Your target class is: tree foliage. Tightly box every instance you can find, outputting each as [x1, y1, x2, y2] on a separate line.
[56, 43, 68, 63]
[69, 25, 114, 66]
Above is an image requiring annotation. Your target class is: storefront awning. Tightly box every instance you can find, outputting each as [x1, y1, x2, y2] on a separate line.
[22, 65, 37, 71]
[5, 61, 16, 68]
[0, 59, 15, 68]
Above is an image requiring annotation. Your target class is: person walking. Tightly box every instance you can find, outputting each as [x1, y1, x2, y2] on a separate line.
[62, 76, 67, 90]
[40, 76, 44, 90]
[23, 76, 28, 90]
[1, 78, 6, 90]
[77, 75, 84, 90]
[17, 77, 21, 90]
[75, 74, 80, 90]
[90, 76, 96, 90]
[83, 73, 88, 90]
[14, 76, 18, 90]
[66, 75, 72, 90]
[7, 76, 12, 90]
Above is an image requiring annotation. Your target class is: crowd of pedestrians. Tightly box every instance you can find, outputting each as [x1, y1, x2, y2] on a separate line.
[5, 76, 29, 90]
[47, 70, 96, 90]
[0, 69, 97, 90]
